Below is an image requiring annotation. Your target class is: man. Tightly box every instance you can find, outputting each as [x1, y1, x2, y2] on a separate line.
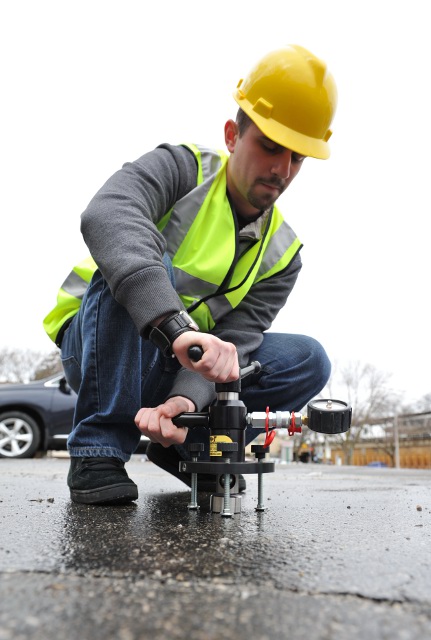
[43, 44, 337, 505]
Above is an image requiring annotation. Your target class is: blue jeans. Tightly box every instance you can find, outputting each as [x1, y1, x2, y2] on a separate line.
[61, 265, 331, 462]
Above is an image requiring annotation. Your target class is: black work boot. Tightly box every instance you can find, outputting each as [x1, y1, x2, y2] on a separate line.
[68, 457, 138, 505]
[146, 443, 246, 492]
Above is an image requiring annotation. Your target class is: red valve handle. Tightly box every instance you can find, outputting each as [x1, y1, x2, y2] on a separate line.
[288, 411, 302, 436]
[264, 406, 275, 448]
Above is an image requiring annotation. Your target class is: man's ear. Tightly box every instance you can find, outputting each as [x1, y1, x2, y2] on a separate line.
[224, 119, 238, 153]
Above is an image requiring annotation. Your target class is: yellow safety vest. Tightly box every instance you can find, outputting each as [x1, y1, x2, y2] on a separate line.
[43, 144, 301, 344]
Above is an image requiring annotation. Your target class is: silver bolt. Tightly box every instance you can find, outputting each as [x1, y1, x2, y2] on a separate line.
[255, 459, 265, 512]
[221, 461, 232, 517]
[187, 456, 199, 510]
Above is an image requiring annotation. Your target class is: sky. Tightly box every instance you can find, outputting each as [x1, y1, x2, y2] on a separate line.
[1, 0, 430, 404]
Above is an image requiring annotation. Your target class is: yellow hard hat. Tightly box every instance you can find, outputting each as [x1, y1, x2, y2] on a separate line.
[234, 45, 337, 159]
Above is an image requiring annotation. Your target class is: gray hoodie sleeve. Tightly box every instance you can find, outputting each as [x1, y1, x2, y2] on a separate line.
[80, 144, 198, 333]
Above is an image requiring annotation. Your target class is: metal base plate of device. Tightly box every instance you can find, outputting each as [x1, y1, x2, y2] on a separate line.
[179, 460, 275, 475]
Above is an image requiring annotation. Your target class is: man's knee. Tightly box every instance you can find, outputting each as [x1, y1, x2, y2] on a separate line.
[306, 336, 331, 388]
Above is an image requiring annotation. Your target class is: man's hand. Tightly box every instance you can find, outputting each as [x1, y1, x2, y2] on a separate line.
[172, 332, 239, 382]
[134, 396, 194, 447]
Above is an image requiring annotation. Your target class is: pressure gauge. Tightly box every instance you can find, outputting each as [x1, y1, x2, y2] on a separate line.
[307, 399, 352, 434]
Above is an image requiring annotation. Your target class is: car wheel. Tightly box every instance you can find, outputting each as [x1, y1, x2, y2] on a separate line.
[0, 411, 41, 458]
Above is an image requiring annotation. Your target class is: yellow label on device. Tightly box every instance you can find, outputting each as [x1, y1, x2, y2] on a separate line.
[210, 435, 233, 457]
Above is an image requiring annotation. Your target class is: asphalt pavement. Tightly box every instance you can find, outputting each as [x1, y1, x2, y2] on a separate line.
[1, 456, 430, 640]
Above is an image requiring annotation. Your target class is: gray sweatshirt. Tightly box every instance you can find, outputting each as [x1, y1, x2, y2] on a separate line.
[80, 143, 302, 410]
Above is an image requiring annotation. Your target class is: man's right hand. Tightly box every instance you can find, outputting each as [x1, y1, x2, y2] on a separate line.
[134, 396, 192, 447]
[172, 331, 239, 382]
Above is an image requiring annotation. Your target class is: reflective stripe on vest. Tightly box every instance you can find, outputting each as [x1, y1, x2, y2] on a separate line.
[43, 257, 97, 343]
[161, 144, 225, 255]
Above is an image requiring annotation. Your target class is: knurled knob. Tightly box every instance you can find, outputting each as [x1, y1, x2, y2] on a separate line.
[251, 444, 267, 460]
[218, 442, 238, 455]
[188, 443, 205, 453]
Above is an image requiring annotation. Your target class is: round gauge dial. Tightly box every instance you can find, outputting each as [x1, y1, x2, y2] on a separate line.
[307, 399, 352, 434]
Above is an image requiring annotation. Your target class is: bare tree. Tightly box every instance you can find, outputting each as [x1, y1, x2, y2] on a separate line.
[408, 393, 431, 413]
[33, 351, 63, 380]
[323, 361, 401, 465]
[0, 348, 62, 384]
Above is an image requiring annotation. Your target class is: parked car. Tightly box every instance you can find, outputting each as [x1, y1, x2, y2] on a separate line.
[0, 374, 148, 459]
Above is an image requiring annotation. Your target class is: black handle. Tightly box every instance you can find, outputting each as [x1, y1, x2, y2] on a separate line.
[172, 412, 209, 429]
[240, 361, 261, 379]
[188, 345, 204, 362]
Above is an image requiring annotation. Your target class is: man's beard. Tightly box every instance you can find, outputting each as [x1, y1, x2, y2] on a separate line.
[247, 177, 286, 211]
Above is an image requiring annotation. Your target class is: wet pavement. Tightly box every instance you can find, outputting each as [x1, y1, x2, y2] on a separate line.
[1, 456, 430, 640]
